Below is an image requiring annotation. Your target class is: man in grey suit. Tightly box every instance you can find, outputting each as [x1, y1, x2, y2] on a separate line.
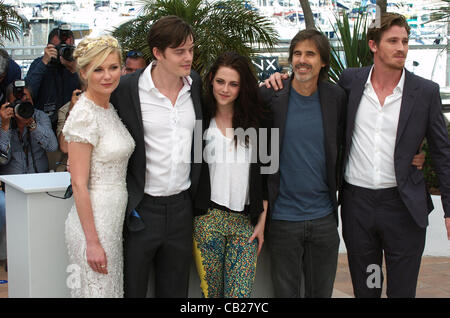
[338, 13, 450, 298]
[110, 16, 203, 298]
[260, 29, 347, 297]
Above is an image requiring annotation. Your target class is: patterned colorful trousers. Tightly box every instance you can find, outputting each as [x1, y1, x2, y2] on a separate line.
[193, 208, 258, 298]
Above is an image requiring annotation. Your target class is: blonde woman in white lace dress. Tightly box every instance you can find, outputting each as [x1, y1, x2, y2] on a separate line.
[62, 35, 135, 297]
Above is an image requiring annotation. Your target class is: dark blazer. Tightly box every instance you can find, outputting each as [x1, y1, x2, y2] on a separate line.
[339, 66, 450, 228]
[194, 116, 269, 225]
[110, 68, 203, 231]
[259, 76, 347, 223]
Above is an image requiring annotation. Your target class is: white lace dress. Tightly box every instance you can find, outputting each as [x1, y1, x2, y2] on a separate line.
[62, 94, 135, 298]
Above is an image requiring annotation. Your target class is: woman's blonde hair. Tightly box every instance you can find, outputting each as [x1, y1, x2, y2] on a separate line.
[73, 35, 122, 85]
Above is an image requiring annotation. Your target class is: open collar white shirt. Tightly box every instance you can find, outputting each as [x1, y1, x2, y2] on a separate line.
[138, 62, 196, 196]
[345, 66, 405, 189]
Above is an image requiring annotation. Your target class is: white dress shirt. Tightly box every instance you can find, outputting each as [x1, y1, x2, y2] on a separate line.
[345, 67, 405, 189]
[204, 118, 251, 211]
[138, 62, 196, 196]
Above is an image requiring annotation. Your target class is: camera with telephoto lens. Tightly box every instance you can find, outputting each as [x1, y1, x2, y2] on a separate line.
[52, 24, 75, 63]
[7, 80, 34, 119]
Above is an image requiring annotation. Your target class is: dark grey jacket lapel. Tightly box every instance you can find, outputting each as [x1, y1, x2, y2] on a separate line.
[130, 68, 145, 140]
[319, 81, 336, 156]
[346, 66, 370, 147]
[395, 69, 419, 146]
[189, 70, 202, 120]
[272, 77, 292, 153]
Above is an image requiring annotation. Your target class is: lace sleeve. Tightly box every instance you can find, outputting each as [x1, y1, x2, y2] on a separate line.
[62, 98, 99, 146]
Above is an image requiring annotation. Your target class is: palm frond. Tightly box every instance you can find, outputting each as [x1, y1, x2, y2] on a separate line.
[423, 0, 450, 24]
[0, 0, 26, 45]
[112, 0, 278, 78]
[329, 12, 372, 83]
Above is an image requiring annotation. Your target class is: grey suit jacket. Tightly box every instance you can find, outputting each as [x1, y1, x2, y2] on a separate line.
[259, 76, 347, 223]
[110, 68, 203, 231]
[339, 66, 450, 228]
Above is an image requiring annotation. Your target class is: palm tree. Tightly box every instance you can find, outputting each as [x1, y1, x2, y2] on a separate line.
[112, 0, 279, 78]
[426, 0, 450, 23]
[0, 0, 25, 46]
[328, 12, 373, 83]
[299, 0, 316, 30]
[376, 0, 387, 15]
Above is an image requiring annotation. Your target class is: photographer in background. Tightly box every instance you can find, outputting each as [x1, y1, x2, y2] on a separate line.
[55, 84, 85, 171]
[25, 25, 80, 171]
[25, 25, 79, 128]
[0, 80, 58, 175]
[122, 50, 147, 75]
[0, 81, 58, 272]
[0, 49, 22, 105]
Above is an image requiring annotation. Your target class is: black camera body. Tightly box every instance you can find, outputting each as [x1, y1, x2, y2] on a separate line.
[8, 80, 34, 119]
[7, 99, 34, 119]
[56, 43, 75, 62]
[51, 24, 75, 64]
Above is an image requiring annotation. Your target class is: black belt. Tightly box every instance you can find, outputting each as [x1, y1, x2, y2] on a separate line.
[343, 181, 400, 199]
[143, 190, 189, 205]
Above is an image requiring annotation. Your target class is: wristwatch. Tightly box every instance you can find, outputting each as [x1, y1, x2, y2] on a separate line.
[28, 119, 37, 131]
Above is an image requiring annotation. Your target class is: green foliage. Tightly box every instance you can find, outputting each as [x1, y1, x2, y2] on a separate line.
[328, 12, 373, 83]
[0, 0, 26, 46]
[112, 0, 278, 78]
[426, 0, 450, 24]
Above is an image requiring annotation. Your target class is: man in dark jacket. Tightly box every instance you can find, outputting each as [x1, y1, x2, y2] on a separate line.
[25, 26, 79, 133]
[260, 29, 346, 298]
[110, 15, 203, 298]
[338, 13, 450, 298]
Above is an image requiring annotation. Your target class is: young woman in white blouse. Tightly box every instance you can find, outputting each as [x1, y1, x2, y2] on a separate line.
[193, 52, 269, 298]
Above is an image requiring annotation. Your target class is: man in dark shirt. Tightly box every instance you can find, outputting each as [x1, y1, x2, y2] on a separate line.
[259, 29, 346, 297]
[25, 26, 79, 133]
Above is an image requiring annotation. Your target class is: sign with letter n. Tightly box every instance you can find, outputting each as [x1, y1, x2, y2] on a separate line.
[252, 56, 282, 82]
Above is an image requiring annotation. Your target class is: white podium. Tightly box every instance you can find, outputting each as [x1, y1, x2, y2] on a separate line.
[0, 172, 72, 298]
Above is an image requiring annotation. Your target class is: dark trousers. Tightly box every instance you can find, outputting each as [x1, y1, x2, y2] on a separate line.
[267, 213, 340, 298]
[341, 183, 426, 298]
[123, 191, 193, 298]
